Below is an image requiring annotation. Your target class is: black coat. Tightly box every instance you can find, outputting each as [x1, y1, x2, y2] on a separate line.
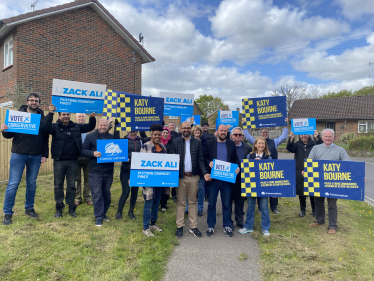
[2, 105, 49, 157]
[114, 130, 143, 171]
[169, 137, 208, 178]
[242, 141, 253, 158]
[44, 113, 96, 160]
[204, 139, 240, 173]
[286, 136, 323, 195]
[81, 130, 115, 174]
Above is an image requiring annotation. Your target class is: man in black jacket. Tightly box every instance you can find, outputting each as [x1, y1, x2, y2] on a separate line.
[1, 93, 50, 225]
[202, 122, 215, 140]
[168, 121, 181, 139]
[44, 106, 96, 218]
[204, 124, 240, 237]
[170, 121, 210, 238]
[81, 119, 115, 226]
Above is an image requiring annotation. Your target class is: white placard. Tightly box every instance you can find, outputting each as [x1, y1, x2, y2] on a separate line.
[131, 152, 180, 170]
[159, 91, 194, 106]
[52, 79, 106, 100]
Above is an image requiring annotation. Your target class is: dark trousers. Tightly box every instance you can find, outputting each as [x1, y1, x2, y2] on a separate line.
[207, 179, 232, 228]
[171, 187, 177, 198]
[75, 157, 91, 202]
[257, 197, 278, 211]
[315, 197, 338, 229]
[299, 195, 315, 211]
[118, 170, 138, 213]
[160, 193, 169, 209]
[89, 173, 113, 219]
[54, 160, 78, 208]
[230, 173, 244, 226]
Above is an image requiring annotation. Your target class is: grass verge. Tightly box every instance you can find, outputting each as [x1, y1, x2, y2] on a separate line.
[253, 197, 374, 281]
[0, 167, 178, 281]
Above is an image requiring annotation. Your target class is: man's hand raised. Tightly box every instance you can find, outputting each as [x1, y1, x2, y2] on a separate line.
[49, 104, 57, 113]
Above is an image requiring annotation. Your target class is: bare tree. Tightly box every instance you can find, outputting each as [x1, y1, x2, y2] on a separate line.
[4, 83, 37, 109]
[305, 86, 321, 99]
[271, 85, 307, 112]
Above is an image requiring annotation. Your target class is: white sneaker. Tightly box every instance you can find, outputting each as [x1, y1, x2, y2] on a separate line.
[142, 229, 154, 237]
[262, 231, 270, 236]
[150, 224, 163, 232]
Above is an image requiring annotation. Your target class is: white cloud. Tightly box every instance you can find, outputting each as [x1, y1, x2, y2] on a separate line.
[335, 0, 374, 21]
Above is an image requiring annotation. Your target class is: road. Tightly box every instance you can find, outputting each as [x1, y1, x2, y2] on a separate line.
[278, 153, 374, 206]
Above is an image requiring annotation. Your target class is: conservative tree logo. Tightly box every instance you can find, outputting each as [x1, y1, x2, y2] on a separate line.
[105, 142, 122, 155]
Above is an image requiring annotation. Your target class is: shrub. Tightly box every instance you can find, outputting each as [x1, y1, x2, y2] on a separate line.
[339, 132, 357, 146]
[348, 135, 374, 151]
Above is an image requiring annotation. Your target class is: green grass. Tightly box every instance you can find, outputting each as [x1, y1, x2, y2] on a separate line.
[0, 167, 178, 281]
[251, 197, 374, 281]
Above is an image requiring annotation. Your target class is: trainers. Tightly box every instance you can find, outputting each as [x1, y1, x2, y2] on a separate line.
[189, 228, 202, 238]
[272, 209, 279, 215]
[224, 227, 234, 237]
[103, 214, 109, 221]
[198, 210, 203, 217]
[143, 229, 154, 237]
[175, 227, 183, 238]
[262, 231, 270, 236]
[25, 209, 39, 218]
[206, 227, 214, 236]
[238, 227, 253, 234]
[150, 224, 163, 232]
[3, 214, 12, 225]
[95, 218, 102, 227]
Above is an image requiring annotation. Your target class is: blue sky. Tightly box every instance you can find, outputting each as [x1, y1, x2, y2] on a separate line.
[1, 0, 374, 109]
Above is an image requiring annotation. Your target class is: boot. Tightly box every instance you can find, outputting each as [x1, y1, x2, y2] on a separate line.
[54, 207, 63, 218]
[69, 205, 77, 218]
[128, 211, 136, 220]
[299, 210, 306, 217]
[116, 211, 122, 220]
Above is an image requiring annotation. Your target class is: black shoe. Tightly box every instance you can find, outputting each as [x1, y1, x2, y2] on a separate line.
[25, 209, 39, 218]
[68, 206, 77, 218]
[237, 223, 244, 228]
[54, 208, 62, 218]
[299, 210, 306, 217]
[128, 211, 136, 220]
[95, 218, 102, 227]
[198, 210, 203, 217]
[175, 227, 183, 238]
[206, 227, 214, 236]
[172, 196, 177, 203]
[204, 195, 209, 202]
[116, 211, 122, 220]
[224, 227, 234, 237]
[184, 210, 188, 215]
[231, 225, 235, 231]
[312, 210, 316, 218]
[103, 214, 109, 221]
[189, 228, 202, 238]
[3, 214, 12, 225]
[272, 209, 279, 215]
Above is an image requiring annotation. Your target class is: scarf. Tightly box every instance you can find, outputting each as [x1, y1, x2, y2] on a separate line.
[161, 127, 171, 145]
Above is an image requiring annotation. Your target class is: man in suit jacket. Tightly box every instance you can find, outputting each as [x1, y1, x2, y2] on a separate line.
[204, 125, 240, 237]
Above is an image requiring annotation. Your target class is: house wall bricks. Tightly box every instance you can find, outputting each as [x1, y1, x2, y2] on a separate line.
[0, 6, 143, 110]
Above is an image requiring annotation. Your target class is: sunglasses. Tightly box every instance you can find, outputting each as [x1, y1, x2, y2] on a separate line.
[232, 134, 242, 137]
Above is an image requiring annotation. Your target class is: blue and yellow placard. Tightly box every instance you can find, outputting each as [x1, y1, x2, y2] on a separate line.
[241, 159, 296, 197]
[210, 159, 238, 183]
[242, 96, 287, 129]
[5, 110, 41, 135]
[97, 139, 128, 163]
[103, 90, 164, 131]
[291, 118, 316, 135]
[303, 159, 365, 201]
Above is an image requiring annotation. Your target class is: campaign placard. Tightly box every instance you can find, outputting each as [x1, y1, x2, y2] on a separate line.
[242, 96, 287, 129]
[303, 159, 365, 201]
[160, 92, 194, 116]
[292, 118, 316, 135]
[241, 159, 296, 197]
[97, 139, 128, 163]
[103, 90, 164, 131]
[130, 152, 179, 187]
[210, 159, 238, 183]
[5, 110, 41, 135]
[52, 79, 106, 113]
[182, 115, 201, 125]
[216, 110, 239, 129]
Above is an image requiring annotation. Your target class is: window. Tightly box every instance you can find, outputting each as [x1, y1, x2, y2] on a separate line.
[358, 120, 374, 133]
[4, 35, 13, 68]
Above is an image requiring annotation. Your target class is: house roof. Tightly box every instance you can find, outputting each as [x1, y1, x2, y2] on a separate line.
[0, 0, 155, 64]
[288, 95, 374, 120]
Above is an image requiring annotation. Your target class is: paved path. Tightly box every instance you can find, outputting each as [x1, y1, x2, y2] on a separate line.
[163, 199, 261, 281]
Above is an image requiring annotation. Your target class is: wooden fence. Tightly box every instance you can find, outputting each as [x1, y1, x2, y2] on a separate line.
[0, 108, 129, 182]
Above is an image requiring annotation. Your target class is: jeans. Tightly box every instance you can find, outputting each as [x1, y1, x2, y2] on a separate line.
[245, 197, 270, 232]
[89, 173, 113, 219]
[207, 179, 232, 228]
[75, 157, 91, 202]
[54, 160, 78, 208]
[118, 169, 138, 213]
[186, 177, 205, 212]
[257, 197, 278, 211]
[143, 187, 162, 230]
[3, 153, 42, 215]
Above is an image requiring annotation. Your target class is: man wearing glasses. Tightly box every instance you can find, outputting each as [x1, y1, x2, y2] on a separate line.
[230, 127, 252, 228]
[242, 118, 288, 214]
[1, 93, 51, 225]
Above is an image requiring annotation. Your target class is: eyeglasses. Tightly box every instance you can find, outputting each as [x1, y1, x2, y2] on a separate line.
[28, 99, 39, 103]
[232, 134, 242, 137]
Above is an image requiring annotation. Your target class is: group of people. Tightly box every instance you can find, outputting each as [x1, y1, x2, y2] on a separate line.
[1, 93, 357, 237]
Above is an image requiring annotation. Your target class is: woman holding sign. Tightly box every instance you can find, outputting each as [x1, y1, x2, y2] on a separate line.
[239, 137, 272, 236]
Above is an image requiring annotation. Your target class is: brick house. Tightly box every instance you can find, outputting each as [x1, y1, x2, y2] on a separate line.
[288, 96, 374, 139]
[0, 0, 155, 110]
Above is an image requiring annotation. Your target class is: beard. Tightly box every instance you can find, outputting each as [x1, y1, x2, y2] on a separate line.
[28, 104, 38, 111]
[218, 133, 226, 141]
[183, 131, 191, 138]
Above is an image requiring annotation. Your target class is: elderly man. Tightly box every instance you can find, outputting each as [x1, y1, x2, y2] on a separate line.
[170, 121, 210, 238]
[243, 118, 288, 214]
[81, 119, 114, 227]
[75, 113, 93, 206]
[307, 129, 352, 234]
[44, 107, 96, 218]
[230, 127, 252, 228]
[204, 124, 240, 237]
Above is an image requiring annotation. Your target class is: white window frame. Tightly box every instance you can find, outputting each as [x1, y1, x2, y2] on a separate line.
[4, 35, 13, 68]
[358, 120, 374, 133]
